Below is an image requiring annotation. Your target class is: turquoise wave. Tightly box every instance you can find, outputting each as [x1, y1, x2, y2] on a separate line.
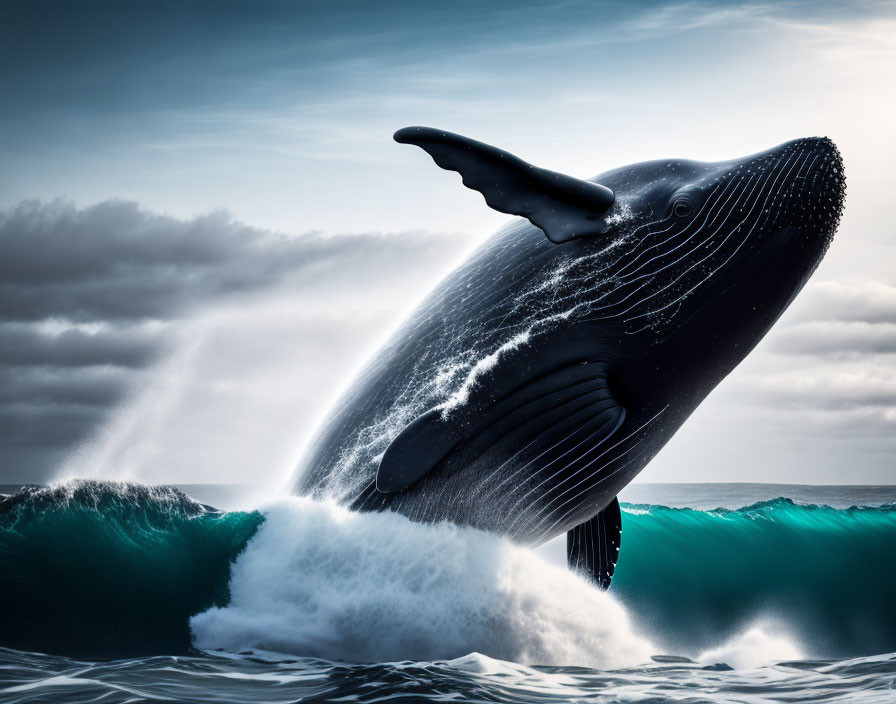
[0, 481, 262, 657]
[1, 484, 894, 659]
[613, 498, 896, 657]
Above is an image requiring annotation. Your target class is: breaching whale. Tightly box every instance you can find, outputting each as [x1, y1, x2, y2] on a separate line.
[294, 127, 845, 588]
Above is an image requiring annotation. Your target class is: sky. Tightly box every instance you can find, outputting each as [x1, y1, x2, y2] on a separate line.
[1, 0, 894, 486]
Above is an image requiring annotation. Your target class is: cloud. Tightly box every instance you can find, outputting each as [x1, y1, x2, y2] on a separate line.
[787, 280, 896, 324]
[0, 199, 459, 322]
[771, 321, 896, 355]
[0, 199, 463, 483]
[736, 364, 896, 412]
[4, 201, 894, 486]
[623, 2, 777, 34]
[717, 279, 896, 429]
[0, 321, 163, 367]
[770, 280, 896, 358]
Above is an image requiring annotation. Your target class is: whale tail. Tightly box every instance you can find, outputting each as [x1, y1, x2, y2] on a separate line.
[567, 497, 621, 590]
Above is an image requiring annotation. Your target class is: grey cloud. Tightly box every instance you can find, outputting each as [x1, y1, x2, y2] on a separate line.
[0, 366, 135, 408]
[772, 321, 896, 356]
[0, 199, 454, 323]
[760, 381, 896, 412]
[787, 280, 896, 325]
[0, 370, 119, 471]
[731, 361, 896, 414]
[0, 323, 163, 368]
[763, 281, 896, 366]
[0, 405, 105, 448]
[0, 198, 458, 482]
[0, 363, 138, 475]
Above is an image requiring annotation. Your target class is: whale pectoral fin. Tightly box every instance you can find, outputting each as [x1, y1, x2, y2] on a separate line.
[394, 126, 615, 244]
[377, 361, 624, 494]
[567, 497, 622, 590]
[374, 408, 462, 493]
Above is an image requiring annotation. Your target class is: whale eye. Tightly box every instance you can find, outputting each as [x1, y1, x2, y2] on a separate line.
[673, 199, 693, 218]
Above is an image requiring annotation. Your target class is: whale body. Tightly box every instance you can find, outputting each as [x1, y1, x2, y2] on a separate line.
[293, 127, 845, 588]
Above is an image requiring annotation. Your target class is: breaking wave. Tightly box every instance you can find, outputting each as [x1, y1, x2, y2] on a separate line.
[0, 481, 262, 657]
[1, 482, 893, 664]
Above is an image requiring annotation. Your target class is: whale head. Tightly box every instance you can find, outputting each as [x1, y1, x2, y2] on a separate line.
[583, 138, 845, 405]
[592, 137, 845, 334]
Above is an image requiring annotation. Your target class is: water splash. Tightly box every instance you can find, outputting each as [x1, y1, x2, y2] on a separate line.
[190, 496, 654, 667]
[437, 329, 532, 413]
[698, 626, 804, 670]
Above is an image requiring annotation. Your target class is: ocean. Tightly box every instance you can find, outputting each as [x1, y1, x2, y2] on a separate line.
[1, 481, 894, 703]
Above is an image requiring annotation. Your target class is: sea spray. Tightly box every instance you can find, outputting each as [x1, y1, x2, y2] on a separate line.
[190, 497, 654, 667]
[697, 625, 804, 670]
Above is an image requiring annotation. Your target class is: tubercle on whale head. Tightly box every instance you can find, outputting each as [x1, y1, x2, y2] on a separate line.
[781, 137, 845, 258]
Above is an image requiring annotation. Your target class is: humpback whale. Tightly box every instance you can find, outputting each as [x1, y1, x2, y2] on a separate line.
[294, 127, 845, 588]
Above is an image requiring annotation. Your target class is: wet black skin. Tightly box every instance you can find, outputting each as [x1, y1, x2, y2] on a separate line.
[294, 135, 845, 547]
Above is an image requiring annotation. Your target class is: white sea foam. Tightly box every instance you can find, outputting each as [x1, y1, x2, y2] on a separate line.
[697, 625, 804, 670]
[190, 497, 654, 667]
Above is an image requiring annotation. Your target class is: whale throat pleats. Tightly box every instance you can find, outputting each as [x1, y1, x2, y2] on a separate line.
[376, 361, 625, 494]
[567, 497, 622, 590]
[394, 126, 615, 244]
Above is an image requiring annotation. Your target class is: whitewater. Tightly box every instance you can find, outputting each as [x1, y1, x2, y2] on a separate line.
[2, 481, 895, 702]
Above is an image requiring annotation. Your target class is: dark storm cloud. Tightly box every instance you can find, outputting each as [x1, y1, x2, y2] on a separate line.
[0, 365, 131, 409]
[0, 199, 450, 322]
[0, 365, 133, 478]
[0, 323, 160, 368]
[0, 198, 456, 481]
[0, 403, 107, 477]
